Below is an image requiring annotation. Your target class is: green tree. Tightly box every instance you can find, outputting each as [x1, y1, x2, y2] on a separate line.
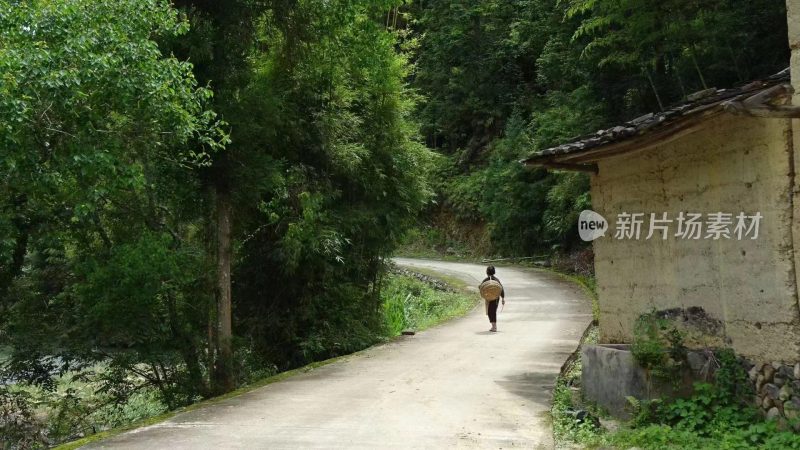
[168, 0, 269, 395]
[224, 0, 432, 369]
[0, 0, 226, 409]
[566, 0, 788, 113]
[166, 0, 431, 389]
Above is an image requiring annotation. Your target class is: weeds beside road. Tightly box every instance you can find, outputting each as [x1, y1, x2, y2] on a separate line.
[551, 319, 800, 449]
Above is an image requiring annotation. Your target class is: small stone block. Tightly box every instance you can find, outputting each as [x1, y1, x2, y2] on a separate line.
[749, 365, 760, 381]
[687, 351, 708, 373]
[785, 400, 799, 421]
[766, 407, 781, 421]
[756, 374, 766, 392]
[764, 383, 781, 400]
[764, 365, 776, 382]
[778, 365, 794, 379]
[779, 384, 793, 401]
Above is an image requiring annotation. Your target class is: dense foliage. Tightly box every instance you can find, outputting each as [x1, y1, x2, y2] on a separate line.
[218, 0, 432, 370]
[1, 0, 431, 445]
[1, 0, 225, 403]
[403, 0, 788, 257]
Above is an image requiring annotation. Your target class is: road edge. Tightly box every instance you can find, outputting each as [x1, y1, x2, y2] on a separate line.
[57, 264, 479, 450]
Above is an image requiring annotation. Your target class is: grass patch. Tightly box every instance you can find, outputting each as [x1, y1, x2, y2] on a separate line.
[382, 274, 478, 335]
[397, 266, 472, 291]
[551, 325, 601, 448]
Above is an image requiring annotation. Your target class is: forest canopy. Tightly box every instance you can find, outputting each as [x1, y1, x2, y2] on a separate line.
[406, 0, 788, 257]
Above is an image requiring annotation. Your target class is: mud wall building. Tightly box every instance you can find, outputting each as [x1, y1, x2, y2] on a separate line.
[525, 1, 800, 422]
[589, 113, 797, 362]
[524, 7, 800, 363]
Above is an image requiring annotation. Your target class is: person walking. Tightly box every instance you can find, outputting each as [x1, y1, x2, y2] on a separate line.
[480, 266, 505, 332]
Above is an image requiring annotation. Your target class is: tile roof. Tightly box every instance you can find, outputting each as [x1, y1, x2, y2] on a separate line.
[522, 69, 792, 170]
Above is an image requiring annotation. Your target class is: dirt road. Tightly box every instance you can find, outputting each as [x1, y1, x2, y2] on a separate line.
[85, 259, 592, 449]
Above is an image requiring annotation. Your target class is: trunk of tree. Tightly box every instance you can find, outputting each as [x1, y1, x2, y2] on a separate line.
[675, 67, 688, 100]
[690, 47, 708, 89]
[644, 68, 665, 111]
[213, 185, 235, 394]
[1, 194, 30, 301]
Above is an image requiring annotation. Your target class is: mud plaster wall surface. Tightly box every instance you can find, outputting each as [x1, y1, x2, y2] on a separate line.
[590, 114, 800, 362]
[789, 0, 800, 366]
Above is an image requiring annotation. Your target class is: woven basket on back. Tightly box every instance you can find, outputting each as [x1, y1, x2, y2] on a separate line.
[479, 279, 503, 301]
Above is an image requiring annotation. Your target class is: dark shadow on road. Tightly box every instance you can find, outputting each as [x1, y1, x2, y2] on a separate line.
[495, 370, 557, 408]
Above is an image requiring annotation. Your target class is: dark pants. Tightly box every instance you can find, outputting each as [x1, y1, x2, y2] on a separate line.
[487, 299, 499, 323]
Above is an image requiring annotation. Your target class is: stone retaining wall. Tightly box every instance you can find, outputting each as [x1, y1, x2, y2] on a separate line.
[684, 352, 800, 429]
[390, 266, 456, 292]
[749, 361, 800, 429]
[582, 342, 800, 429]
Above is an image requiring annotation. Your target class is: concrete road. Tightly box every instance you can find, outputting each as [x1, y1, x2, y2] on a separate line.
[86, 259, 592, 449]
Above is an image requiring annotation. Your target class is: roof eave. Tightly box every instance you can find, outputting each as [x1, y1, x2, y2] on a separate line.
[522, 74, 797, 173]
[519, 159, 599, 173]
[522, 106, 725, 171]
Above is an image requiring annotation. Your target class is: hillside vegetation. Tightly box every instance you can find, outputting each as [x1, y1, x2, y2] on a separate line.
[403, 0, 788, 258]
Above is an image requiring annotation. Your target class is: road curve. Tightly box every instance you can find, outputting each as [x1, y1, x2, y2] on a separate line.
[85, 259, 592, 449]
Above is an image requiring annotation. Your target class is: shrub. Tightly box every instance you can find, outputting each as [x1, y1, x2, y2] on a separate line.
[0, 387, 47, 449]
[606, 349, 800, 449]
[630, 311, 686, 381]
[556, 335, 800, 449]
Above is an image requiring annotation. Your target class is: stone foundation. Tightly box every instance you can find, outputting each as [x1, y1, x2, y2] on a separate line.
[748, 361, 800, 428]
[581, 344, 696, 419]
[582, 342, 800, 428]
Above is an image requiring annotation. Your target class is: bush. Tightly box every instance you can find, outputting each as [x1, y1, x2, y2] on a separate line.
[554, 335, 800, 449]
[0, 387, 47, 449]
[603, 350, 800, 449]
[630, 311, 686, 381]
